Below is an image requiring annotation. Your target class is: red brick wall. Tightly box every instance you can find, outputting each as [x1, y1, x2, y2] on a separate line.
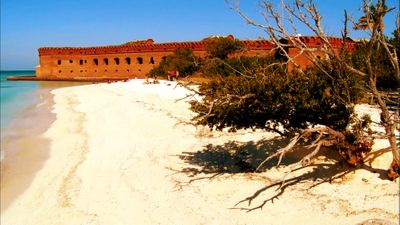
[286, 37, 354, 71]
[37, 52, 174, 79]
[35, 37, 354, 80]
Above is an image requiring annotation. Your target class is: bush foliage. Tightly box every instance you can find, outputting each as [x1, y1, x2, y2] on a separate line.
[204, 36, 244, 60]
[190, 58, 365, 134]
[351, 37, 399, 90]
[148, 48, 200, 78]
[148, 36, 244, 78]
[201, 55, 283, 78]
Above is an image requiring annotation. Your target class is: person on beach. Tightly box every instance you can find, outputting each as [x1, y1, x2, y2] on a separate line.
[167, 71, 171, 81]
[153, 76, 160, 84]
[144, 78, 151, 84]
[170, 71, 176, 81]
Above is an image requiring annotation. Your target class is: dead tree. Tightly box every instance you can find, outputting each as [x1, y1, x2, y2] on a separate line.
[226, 0, 399, 179]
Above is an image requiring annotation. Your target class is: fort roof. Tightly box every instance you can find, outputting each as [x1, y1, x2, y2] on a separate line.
[38, 36, 354, 56]
[278, 36, 355, 50]
[38, 38, 275, 56]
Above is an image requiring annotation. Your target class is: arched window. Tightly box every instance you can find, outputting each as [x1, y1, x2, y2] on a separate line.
[150, 57, 155, 64]
[94, 59, 99, 65]
[79, 59, 84, 65]
[69, 60, 73, 64]
[125, 57, 131, 65]
[57, 60, 62, 65]
[137, 57, 143, 64]
[104, 58, 109, 65]
[114, 58, 120, 65]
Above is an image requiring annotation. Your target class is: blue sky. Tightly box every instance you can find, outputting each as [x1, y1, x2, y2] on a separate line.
[1, 0, 398, 70]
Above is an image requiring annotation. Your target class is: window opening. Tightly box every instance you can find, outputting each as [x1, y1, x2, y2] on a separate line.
[125, 57, 131, 65]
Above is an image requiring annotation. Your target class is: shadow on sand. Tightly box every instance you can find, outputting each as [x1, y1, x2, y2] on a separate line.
[179, 137, 295, 175]
[176, 137, 391, 212]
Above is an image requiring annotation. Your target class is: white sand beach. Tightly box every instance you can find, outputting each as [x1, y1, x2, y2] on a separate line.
[1, 79, 399, 225]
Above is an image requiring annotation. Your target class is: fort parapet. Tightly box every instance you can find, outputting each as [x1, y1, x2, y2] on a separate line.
[11, 36, 354, 81]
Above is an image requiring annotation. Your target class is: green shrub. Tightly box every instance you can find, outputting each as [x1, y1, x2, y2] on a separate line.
[204, 37, 244, 60]
[148, 48, 200, 78]
[351, 40, 399, 90]
[201, 55, 284, 78]
[190, 59, 365, 134]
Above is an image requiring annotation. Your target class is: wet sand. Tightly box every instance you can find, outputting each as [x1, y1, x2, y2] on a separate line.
[1, 86, 55, 211]
[1, 81, 88, 212]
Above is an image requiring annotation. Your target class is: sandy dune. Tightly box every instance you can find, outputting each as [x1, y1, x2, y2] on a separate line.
[1, 79, 399, 225]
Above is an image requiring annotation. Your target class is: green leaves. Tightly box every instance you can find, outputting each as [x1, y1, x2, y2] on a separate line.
[148, 48, 200, 78]
[204, 37, 244, 60]
[351, 29, 399, 90]
[190, 57, 364, 135]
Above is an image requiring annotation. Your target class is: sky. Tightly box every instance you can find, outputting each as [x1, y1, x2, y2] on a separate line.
[0, 0, 398, 70]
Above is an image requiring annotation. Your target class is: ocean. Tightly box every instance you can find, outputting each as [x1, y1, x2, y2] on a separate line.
[0, 70, 87, 160]
[1, 70, 39, 132]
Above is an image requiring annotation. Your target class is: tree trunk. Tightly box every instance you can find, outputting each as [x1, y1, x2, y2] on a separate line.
[369, 78, 399, 180]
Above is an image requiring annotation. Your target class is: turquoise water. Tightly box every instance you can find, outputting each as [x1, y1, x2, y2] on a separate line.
[0, 71, 88, 160]
[1, 71, 89, 132]
[0, 70, 39, 132]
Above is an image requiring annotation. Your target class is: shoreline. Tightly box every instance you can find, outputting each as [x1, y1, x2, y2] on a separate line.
[1, 85, 56, 211]
[1, 81, 90, 212]
[6, 75, 133, 82]
[1, 79, 399, 225]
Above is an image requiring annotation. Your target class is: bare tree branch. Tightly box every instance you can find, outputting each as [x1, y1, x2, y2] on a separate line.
[226, 0, 399, 178]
